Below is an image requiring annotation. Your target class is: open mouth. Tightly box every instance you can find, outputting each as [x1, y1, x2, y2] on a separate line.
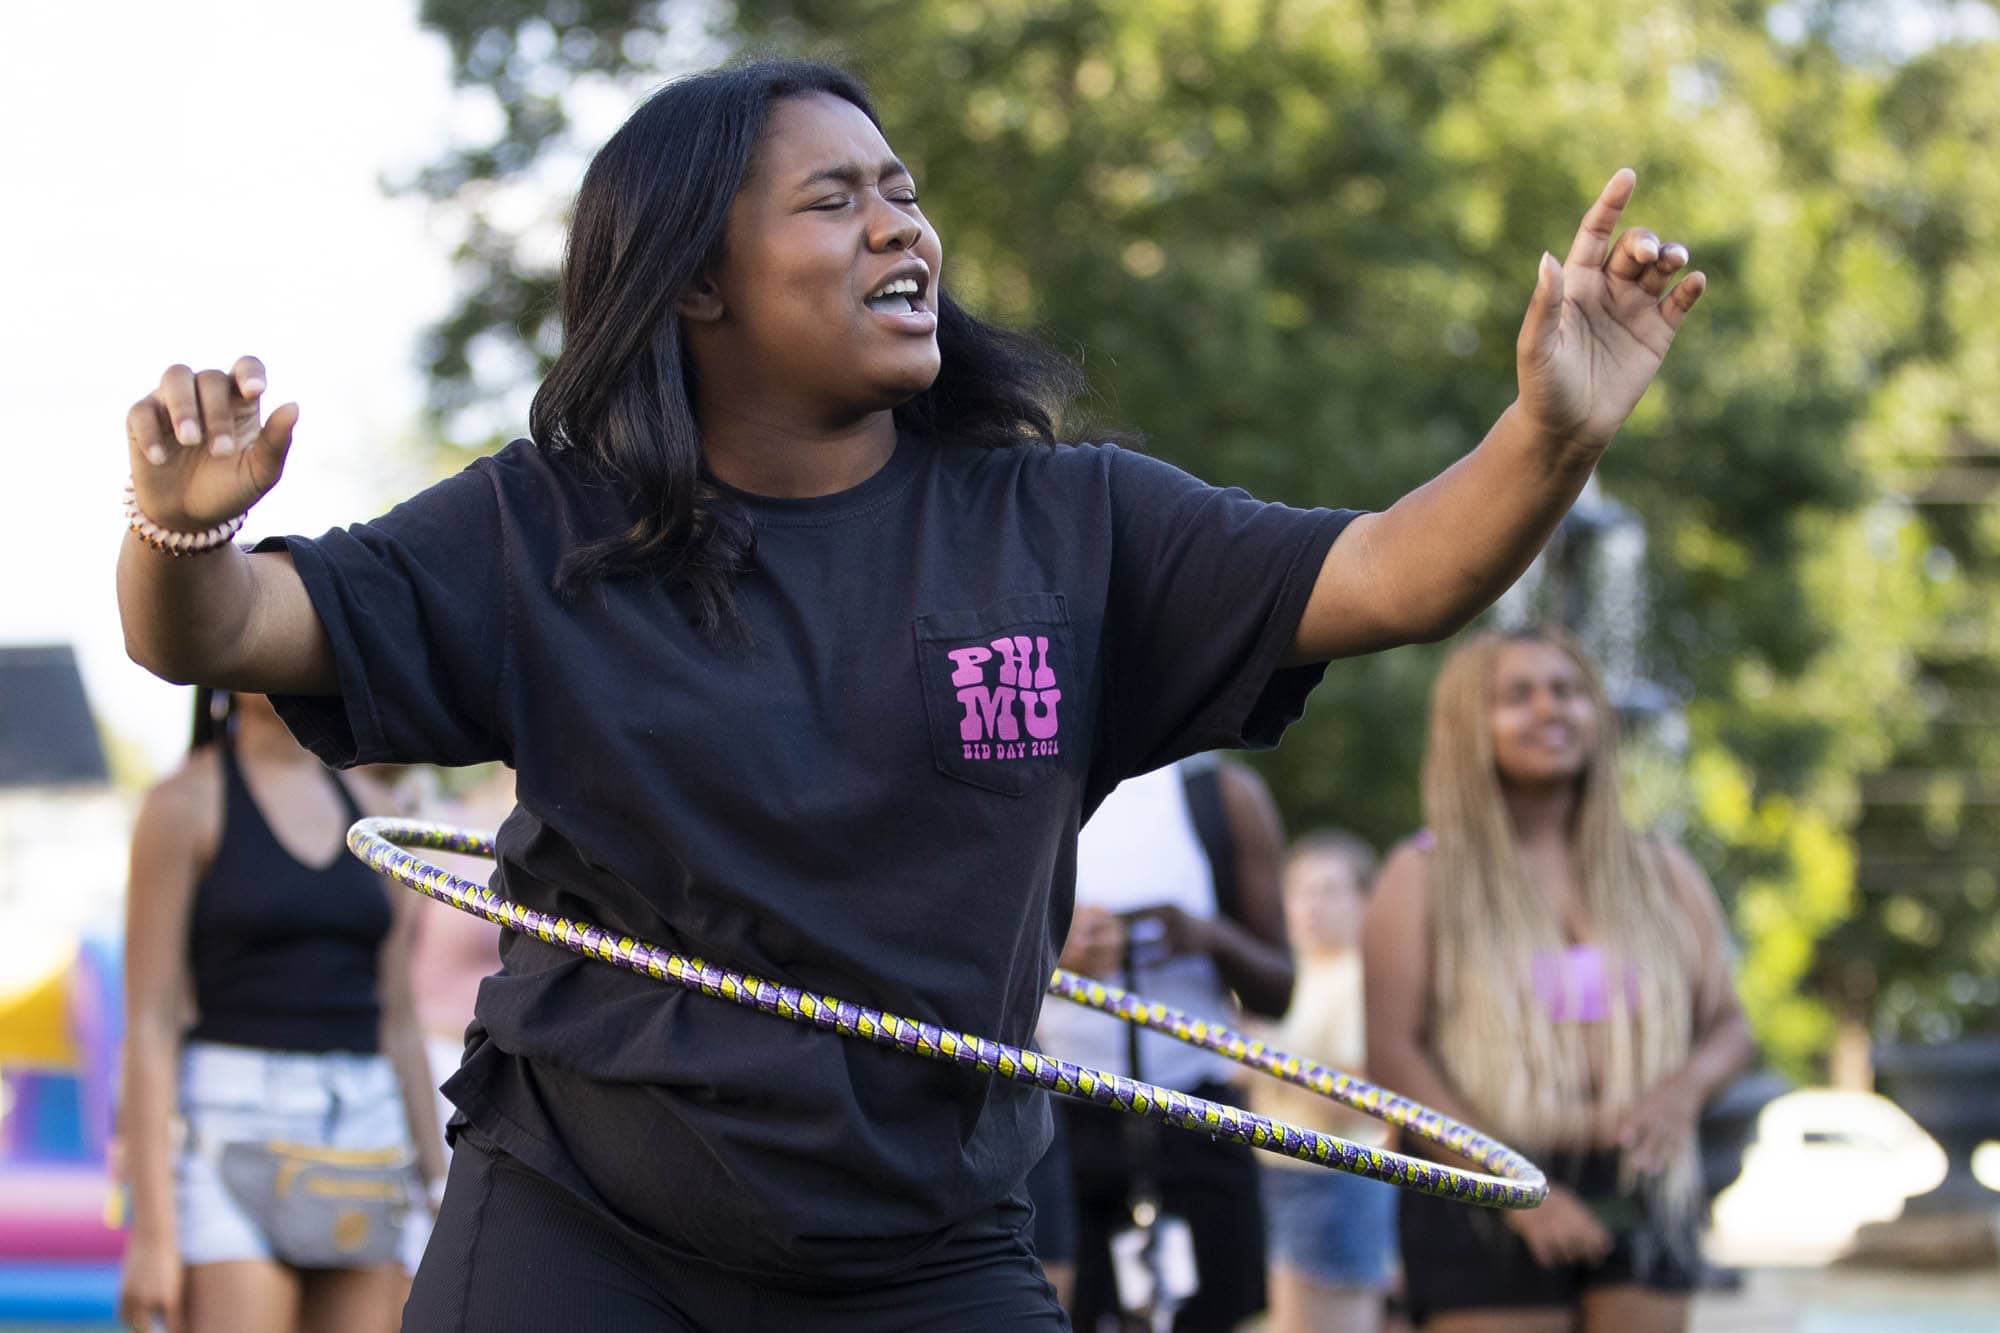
[863, 266, 932, 319]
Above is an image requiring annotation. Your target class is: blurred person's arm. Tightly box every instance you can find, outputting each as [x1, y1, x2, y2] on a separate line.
[118, 357, 335, 693]
[1202, 760, 1293, 1017]
[357, 780, 448, 1205]
[1289, 171, 1705, 663]
[117, 761, 218, 1333]
[1614, 840, 1758, 1174]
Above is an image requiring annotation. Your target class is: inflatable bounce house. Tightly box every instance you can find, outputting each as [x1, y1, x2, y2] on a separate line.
[0, 935, 123, 1323]
[0, 646, 128, 1323]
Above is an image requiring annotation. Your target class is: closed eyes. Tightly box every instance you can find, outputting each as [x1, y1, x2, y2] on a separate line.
[798, 158, 922, 211]
[808, 190, 920, 211]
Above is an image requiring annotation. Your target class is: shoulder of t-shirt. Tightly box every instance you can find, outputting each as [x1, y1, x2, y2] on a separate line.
[935, 437, 1204, 494]
[385, 437, 542, 517]
[414, 437, 614, 532]
[469, 436, 561, 492]
[931, 436, 1105, 468]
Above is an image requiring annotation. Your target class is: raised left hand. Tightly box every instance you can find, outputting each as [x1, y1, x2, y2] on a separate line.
[1515, 169, 1706, 454]
[1614, 1075, 1701, 1176]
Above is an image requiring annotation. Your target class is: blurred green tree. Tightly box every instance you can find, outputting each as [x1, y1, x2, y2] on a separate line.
[1814, 34, 2000, 1054]
[402, 0, 2000, 1076]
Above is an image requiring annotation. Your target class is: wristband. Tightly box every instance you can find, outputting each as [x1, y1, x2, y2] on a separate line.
[123, 479, 248, 556]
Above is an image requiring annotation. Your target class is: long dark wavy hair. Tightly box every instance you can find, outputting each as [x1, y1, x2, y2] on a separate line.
[531, 58, 1086, 634]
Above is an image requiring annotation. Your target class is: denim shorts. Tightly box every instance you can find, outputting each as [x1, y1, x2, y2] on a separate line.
[1259, 1161, 1398, 1289]
[174, 1041, 420, 1269]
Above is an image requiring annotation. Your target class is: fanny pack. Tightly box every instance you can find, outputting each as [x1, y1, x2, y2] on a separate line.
[217, 1140, 413, 1269]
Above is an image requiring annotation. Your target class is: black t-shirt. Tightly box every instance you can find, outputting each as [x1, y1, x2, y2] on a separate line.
[263, 432, 1354, 1283]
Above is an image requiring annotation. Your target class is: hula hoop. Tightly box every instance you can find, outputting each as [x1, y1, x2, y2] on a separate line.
[351, 818, 1546, 1209]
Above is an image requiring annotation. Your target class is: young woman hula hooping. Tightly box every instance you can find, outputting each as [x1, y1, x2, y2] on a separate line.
[118, 59, 1704, 1332]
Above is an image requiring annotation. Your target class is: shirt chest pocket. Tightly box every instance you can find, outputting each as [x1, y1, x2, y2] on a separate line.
[913, 593, 1074, 797]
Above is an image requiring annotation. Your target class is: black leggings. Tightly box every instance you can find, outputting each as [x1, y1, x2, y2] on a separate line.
[404, 1131, 1070, 1332]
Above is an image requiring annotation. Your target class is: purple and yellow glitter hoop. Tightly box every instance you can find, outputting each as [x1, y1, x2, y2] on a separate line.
[351, 818, 1546, 1209]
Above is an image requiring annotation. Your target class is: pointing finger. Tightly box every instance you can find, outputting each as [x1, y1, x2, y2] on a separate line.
[1564, 168, 1637, 270]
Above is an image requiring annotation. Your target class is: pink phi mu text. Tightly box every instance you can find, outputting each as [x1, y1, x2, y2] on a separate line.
[946, 635, 1062, 761]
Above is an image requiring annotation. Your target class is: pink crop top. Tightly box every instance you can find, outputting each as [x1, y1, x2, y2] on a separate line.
[1413, 830, 1637, 1023]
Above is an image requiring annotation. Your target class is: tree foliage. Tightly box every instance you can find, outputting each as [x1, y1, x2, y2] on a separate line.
[406, 0, 2000, 1073]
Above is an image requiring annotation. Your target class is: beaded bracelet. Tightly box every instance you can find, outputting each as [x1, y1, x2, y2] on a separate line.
[123, 479, 248, 556]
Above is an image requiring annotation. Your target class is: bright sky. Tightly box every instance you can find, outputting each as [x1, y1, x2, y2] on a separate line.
[0, 1, 462, 777]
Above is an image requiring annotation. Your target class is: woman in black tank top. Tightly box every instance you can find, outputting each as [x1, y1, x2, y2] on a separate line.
[118, 691, 447, 1333]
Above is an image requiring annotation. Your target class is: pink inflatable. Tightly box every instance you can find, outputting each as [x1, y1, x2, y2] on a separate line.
[0, 1165, 122, 1260]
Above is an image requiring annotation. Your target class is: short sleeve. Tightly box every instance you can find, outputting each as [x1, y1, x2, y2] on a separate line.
[1098, 446, 1358, 780]
[255, 458, 511, 770]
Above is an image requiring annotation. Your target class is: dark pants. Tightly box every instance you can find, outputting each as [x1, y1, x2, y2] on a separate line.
[1053, 1081, 1266, 1333]
[405, 1131, 1070, 1332]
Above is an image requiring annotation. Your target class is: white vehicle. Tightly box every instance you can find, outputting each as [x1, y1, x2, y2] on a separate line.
[1708, 1089, 1949, 1267]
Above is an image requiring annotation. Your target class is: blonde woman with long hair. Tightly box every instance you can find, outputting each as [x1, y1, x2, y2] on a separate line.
[1363, 629, 1752, 1333]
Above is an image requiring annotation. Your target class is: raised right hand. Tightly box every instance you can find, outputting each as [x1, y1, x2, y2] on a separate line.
[117, 1233, 183, 1333]
[126, 357, 298, 532]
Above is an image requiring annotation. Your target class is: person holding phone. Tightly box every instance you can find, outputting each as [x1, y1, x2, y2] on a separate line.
[1034, 757, 1293, 1332]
